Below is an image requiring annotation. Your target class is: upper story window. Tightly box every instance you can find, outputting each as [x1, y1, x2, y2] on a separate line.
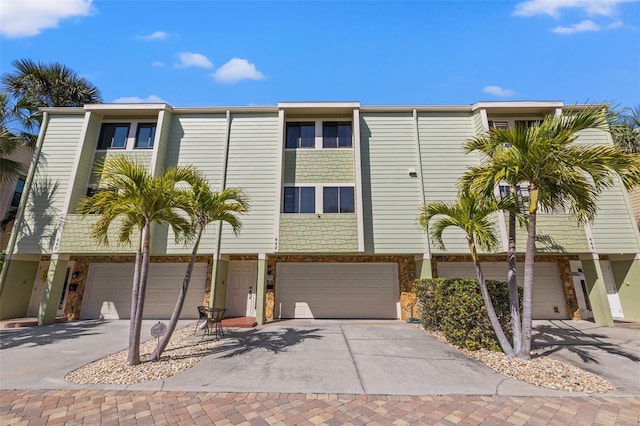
[135, 123, 156, 149]
[10, 177, 26, 209]
[286, 122, 315, 149]
[488, 119, 542, 130]
[285, 120, 353, 149]
[283, 186, 315, 213]
[97, 123, 129, 149]
[323, 187, 354, 213]
[322, 122, 352, 148]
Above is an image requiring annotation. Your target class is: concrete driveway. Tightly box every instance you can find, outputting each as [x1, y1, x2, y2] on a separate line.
[2, 318, 624, 397]
[532, 320, 640, 395]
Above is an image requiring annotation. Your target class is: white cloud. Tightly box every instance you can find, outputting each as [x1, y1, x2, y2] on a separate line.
[514, 0, 637, 18]
[608, 20, 624, 29]
[483, 85, 515, 97]
[151, 61, 166, 67]
[139, 30, 169, 41]
[112, 95, 167, 104]
[552, 19, 601, 33]
[0, 0, 93, 38]
[212, 58, 265, 84]
[175, 52, 213, 68]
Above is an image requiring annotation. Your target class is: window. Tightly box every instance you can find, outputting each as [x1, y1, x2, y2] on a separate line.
[323, 187, 354, 213]
[286, 122, 315, 148]
[283, 187, 315, 213]
[488, 120, 509, 130]
[515, 120, 541, 129]
[322, 122, 352, 148]
[10, 177, 26, 208]
[97, 123, 129, 149]
[498, 183, 530, 210]
[135, 123, 156, 148]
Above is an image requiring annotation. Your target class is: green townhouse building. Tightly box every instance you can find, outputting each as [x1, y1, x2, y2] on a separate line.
[1, 101, 638, 327]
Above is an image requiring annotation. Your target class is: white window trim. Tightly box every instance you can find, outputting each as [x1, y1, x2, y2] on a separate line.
[487, 116, 544, 130]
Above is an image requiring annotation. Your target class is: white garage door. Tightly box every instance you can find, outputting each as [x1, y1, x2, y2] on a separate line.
[81, 263, 207, 320]
[276, 263, 399, 319]
[436, 262, 567, 320]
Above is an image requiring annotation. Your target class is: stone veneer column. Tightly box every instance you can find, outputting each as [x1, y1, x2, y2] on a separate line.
[38, 255, 70, 325]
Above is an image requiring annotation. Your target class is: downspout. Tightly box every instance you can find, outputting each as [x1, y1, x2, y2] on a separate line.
[209, 110, 232, 308]
[0, 112, 50, 298]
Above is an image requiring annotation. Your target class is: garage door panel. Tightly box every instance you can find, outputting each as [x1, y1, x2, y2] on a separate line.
[276, 263, 399, 319]
[436, 261, 567, 320]
[81, 263, 206, 320]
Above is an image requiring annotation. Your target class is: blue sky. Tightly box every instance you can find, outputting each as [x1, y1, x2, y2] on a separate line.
[1, 0, 639, 107]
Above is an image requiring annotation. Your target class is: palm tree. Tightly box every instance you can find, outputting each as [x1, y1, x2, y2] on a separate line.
[463, 125, 528, 356]
[611, 105, 640, 154]
[150, 178, 248, 361]
[0, 92, 30, 182]
[419, 190, 516, 356]
[77, 156, 196, 366]
[463, 105, 640, 359]
[2, 59, 102, 131]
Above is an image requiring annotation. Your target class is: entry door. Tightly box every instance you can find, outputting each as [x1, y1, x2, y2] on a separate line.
[226, 261, 258, 317]
[601, 261, 624, 318]
[28, 261, 50, 317]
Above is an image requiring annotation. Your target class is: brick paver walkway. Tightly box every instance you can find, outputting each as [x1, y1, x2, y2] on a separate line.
[1, 390, 638, 425]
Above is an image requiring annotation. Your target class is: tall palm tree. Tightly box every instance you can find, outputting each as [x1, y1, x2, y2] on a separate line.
[77, 156, 195, 366]
[150, 178, 249, 361]
[463, 105, 640, 359]
[419, 190, 516, 356]
[2, 59, 102, 131]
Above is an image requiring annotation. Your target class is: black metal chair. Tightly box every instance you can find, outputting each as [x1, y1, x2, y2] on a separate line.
[209, 308, 227, 340]
[194, 306, 208, 335]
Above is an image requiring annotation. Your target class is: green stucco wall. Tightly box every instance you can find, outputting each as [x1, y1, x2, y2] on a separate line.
[610, 258, 640, 320]
[283, 150, 355, 184]
[279, 214, 358, 252]
[0, 260, 38, 319]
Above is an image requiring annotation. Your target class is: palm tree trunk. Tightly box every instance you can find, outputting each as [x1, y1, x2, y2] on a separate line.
[127, 230, 144, 366]
[519, 209, 537, 360]
[149, 231, 202, 361]
[128, 222, 151, 366]
[507, 210, 522, 355]
[469, 237, 515, 357]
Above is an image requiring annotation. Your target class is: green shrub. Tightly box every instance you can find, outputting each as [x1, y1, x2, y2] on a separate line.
[413, 277, 519, 351]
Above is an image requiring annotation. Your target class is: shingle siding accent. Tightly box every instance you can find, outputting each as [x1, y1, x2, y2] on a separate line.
[283, 150, 354, 184]
[279, 215, 358, 252]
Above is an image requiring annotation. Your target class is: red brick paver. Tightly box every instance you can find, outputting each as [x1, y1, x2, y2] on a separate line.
[1, 390, 638, 425]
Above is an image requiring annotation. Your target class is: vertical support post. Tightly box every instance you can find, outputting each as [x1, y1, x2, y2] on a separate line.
[580, 255, 614, 326]
[38, 255, 70, 325]
[414, 254, 433, 279]
[256, 254, 267, 325]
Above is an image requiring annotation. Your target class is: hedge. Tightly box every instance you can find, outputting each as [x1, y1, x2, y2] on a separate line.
[413, 277, 520, 351]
